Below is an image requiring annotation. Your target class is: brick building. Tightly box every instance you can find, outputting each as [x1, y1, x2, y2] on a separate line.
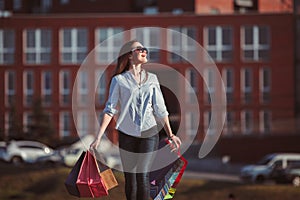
[0, 0, 297, 143]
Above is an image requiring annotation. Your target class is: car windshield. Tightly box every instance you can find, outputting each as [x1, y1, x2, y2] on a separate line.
[257, 154, 274, 165]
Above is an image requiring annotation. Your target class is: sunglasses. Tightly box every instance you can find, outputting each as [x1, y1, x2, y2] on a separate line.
[131, 47, 148, 54]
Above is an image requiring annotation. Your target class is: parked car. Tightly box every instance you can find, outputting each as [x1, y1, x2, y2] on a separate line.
[60, 135, 121, 169]
[240, 153, 300, 183]
[36, 149, 64, 166]
[4, 140, 54, 165]
[273, 163, 300, 186]
[0, 141, 7, 162]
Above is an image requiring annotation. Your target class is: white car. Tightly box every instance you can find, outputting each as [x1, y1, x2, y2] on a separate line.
[60, 135, 121, 169]
[240, 153, 300, 183]
[4, 140, 54, 165]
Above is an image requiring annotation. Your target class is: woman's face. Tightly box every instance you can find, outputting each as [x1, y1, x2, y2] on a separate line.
[130, 42, 148, 65]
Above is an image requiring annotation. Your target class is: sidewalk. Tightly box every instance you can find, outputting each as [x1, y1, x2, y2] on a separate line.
[183, 171, 241, 183]
[183, 157, 244, 183]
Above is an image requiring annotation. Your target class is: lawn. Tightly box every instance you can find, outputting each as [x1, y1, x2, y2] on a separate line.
[0, 163, 299, 200]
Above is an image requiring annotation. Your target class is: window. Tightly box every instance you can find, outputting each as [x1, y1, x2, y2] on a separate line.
[13, 0, 22, 10]
[167, 27, 197, 63]
[223, 111, 235, 136]
[77, 111, 88, 135]
[241, 26, 270, 61]
[185, 68, 198, 103]
[241, 68, 252, 104]
[186, 112, 198, 140]
[59, 70, 71, 106]
[131, 27, 160, 62]
[24, 29, 52, 64]
[78, 71, 89, 105]
[0, 0, 4, 10]
[41, 71, 52, 106]
[241, 110, 253, 134]
[41, 0, 52, 9]
[95, 27, 123, 64]
[5, 71, 16, 107]
[260, 110, 271, 134]
[23, 70, 34, 106]
[204, 111, 215, 135]
[60, 0, 69, 4]
[61, 28, 88, 64]
[204, 26, 233, 62]
[204, 68, 215, 104]
[259, 67, 271, 104]
[222, 68, 234, 104]
[0, 29, 15, 64]
[95, 69, 106, 106]
[60, 112, 71, 137]
[5, 112, 13, 136]
[23, 112, 33, 133]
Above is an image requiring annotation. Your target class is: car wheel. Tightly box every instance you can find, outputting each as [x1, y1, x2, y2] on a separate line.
[292, 176, 300, 187]
[255, 175, 265, 184]
[11, 156, 23, 166]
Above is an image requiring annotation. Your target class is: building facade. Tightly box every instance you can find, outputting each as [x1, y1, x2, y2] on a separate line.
[0, 12, 296, 142]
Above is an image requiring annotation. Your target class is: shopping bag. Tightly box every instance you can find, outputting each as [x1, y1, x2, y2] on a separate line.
[64, 151, 86, 197]
[92, 150, 119, 190]
[150, 139, 187, 200]
[100, 168, 118, 190]
[76, 151, 108, 197]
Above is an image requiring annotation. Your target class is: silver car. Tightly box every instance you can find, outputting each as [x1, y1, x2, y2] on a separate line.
[4, 140, 54, 165]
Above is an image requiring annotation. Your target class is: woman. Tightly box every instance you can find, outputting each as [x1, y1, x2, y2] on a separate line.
[90, 40, 181, 200]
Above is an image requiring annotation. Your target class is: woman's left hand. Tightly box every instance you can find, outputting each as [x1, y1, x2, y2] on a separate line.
[169, 135, 182, 152]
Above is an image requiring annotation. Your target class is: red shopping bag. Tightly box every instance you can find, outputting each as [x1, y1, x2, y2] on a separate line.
[76, 151, 108, 198]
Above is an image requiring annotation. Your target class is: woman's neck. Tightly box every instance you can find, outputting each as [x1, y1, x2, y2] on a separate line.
[130, 64, 142, 76]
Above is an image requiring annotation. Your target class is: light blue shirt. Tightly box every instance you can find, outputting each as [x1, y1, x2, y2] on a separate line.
[103, 70, 169, 137]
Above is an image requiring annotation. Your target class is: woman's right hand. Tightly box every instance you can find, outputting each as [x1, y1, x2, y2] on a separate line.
[90, 138, 101, 150]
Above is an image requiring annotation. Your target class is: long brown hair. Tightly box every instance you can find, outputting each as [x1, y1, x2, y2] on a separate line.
[113, 40, 138, 77]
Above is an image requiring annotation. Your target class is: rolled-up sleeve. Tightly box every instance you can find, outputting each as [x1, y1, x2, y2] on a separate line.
[103, 76, 119, 116]
[152, 75, 169, 118]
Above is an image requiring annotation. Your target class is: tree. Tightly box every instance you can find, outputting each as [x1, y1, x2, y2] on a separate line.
[26, 98, 55, 144]
[7, 104, 23, 140]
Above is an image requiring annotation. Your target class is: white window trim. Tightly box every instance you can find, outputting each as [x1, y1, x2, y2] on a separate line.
[0, 30, 15, 64]
[23, 70, 34, 106]
[95, 69, 106, 105]
[167, 26, 197, 63]
[77, 111, 88, 136]
[77, 71, 89, 105]
[60, 28, 88, 64]
[41, 71, 52, 106]
[205, 26, 233, 62]
[222, 68, 234, 93]
[185, 68, 198, 103]
[23, 112, 33, 133]
[204, 68, 215, 94]
[259, 110, 272, 134]
[241, 110, 253, 134]
[59, 70, 71, 106]
[5, 71, 16, 107]
[241, 68, 252, 93]
[24, 29, 52, 64]
[95, 27, 123, 64]
[60, 111, 70, 137]
[259, 67, 271, 92]
[185, 111, 198, 139]
[241, 25, 270, 61]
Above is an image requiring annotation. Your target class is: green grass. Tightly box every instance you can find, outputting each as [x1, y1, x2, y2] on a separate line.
[0, 163, 299, 200]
